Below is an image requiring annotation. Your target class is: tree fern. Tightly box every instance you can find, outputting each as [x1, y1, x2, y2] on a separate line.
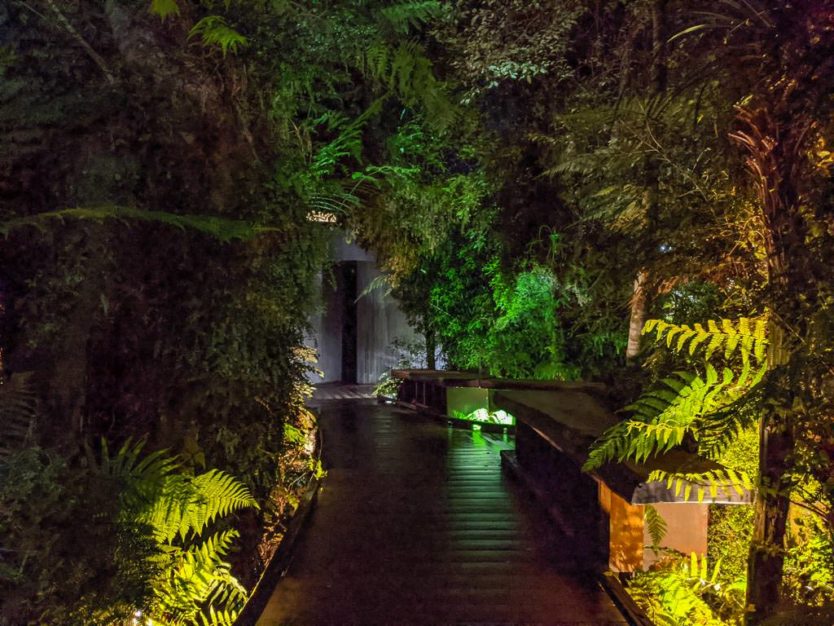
[647, 466, 754, 502]
[585, 316, 769, 501]
[643, 317, 769, 365]
[584, 365, 745, 469]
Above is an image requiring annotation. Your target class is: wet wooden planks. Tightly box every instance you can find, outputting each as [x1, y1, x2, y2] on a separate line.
[257, 400, 626, 625]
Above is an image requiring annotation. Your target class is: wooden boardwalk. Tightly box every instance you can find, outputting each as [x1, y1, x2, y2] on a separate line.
[258, 399, 626, 625]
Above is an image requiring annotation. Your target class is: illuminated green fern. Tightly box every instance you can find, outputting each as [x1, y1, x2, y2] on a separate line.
[93, 440, 256, 625]
[154, 529, 247, 625]
[378, 2, 443, 34]
[643, 316, 768, 365]
[585, 365, 747, 469]
[645, 505, 668, 549]
[149, 0, 180, 19]
[361, 41, 456, 128]
[647, 467, 754, 502]
[189, 16, 248, 56]
[585, 316, 769, 501]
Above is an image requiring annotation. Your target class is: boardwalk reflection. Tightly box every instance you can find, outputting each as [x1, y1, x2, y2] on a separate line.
[258, 399, 625, 625]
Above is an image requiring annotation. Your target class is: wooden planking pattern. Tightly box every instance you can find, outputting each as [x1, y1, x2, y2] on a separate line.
[257, 399, 626, 625]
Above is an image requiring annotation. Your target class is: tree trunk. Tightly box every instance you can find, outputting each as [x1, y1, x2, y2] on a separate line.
[625, 0, 667, 363]
[731, 106, 810, 625]
[425, 326, 436, 370]
[746, 414, 794, 623]
[625, 270, 647, 362]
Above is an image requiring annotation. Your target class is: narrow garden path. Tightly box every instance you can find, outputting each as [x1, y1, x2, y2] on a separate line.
[257, 398, 626, 625]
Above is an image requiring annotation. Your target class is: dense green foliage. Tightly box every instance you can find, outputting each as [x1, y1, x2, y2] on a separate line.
[2, 0, 834, 623]
[0, 0, 459, 623]
[350, 1, 834, 623]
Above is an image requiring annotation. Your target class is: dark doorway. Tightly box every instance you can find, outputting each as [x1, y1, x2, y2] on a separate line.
[340, 261, 358, 383]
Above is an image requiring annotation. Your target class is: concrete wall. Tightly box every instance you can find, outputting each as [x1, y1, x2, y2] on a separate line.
[306, 231, 420, 384]
[356, 262, 419, 384]
[643, 502, 709, 567]
[305, 270, 343, 384]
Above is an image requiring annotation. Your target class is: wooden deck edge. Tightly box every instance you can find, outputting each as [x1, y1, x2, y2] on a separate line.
[234, 424, 324, 626]
[499, 450, 655, 626]
[499, 449, 576, 540]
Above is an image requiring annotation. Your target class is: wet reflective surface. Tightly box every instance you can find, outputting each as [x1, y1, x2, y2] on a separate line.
[258, 400, 626, 625]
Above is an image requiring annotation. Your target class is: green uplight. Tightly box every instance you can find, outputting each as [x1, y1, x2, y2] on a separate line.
[450, 408, 516, 426]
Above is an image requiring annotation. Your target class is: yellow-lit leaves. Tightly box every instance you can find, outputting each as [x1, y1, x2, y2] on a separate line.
[643, 316, 769, 365]
[189, 16, 249, 56]
[149, 0, 180, 19]
[648, 468, 753, 503]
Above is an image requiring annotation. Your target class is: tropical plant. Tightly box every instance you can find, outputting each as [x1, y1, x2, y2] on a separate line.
[627, 553, 744, 626]
[373, 372, 401, 400]
[93, 439, 257, 626]
[645, 504, 668, 555]
[585, 317, 767, 501]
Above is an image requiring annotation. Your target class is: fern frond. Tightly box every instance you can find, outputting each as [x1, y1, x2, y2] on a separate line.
[189, 16, 248, 56]
[643, 316, 769, 364]
[647, 467, 754, 502]
[309, 100, 383, 179]
[645, 505, 668, 547]
[149, 0, 180, 19]
[378, 2, 443, 34]
[153, 529, 246, 624]
[585, 362, 751, 470]
[360, 41, 456, 128]
[145, 468, 257, 544]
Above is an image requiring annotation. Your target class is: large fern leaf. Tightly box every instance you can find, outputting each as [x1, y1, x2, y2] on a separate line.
[153, 529, 246, 625]
[585, 365, 741, 469]
[643, 316, 769, 365]
[189, 16, 249, 56]
[143, 468, 257, 544]
[360, 41, 456, 128]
